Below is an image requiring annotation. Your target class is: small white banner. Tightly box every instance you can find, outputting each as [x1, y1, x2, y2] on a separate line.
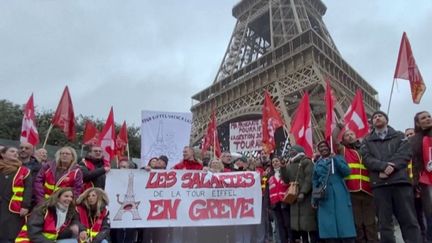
[141, 110, 192, 168]
[106, 169, 262, 228]
[229, 119, 262, 153]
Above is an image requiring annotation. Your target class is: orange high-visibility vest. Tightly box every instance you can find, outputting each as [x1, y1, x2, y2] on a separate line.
[9, 166, 30, 213]
[268, 176, 289, 205]
[43, 168, 80, 198]
[15, 210, 70, 242]
[344, 147, 372, 195]
[77, 206, 108, 241]
[15, 224, 30, 243]
[419, 136, 432, 185]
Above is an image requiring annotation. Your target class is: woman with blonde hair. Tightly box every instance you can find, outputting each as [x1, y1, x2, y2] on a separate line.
[0, 146, 32, 242]
[77, 188, 110, 243]
[34, 146, 83, 204]
[20, 187, 81, 242]
[207, 159, 224, 173]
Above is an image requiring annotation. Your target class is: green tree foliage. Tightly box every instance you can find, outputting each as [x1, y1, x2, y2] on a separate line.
[0, 99, 141, 158]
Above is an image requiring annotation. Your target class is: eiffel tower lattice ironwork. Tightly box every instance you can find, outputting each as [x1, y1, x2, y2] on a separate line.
[190, 0, 380, 150]
[113, 172, 142, 221]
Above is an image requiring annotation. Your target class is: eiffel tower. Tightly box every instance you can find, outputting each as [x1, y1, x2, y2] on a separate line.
[190, 0, 380, 150]
[113, 172, 142, 221]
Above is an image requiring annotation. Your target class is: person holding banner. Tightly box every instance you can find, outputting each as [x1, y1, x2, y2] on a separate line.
[173, 146, 203, 170]
[221, 152, 233, 172]
[0, 146, 32, 242]
[312, 141, 356, 242]
[76, 188, 110, 243]
[33, 146, 83, 204]
[281, 145, 317, 243]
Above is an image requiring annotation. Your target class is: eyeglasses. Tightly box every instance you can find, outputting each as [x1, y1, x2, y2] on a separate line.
[92, 150, 102, 153]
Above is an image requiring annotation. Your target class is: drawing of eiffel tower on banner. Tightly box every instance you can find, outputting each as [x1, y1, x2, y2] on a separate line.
[113, 172, 142, 221]
[190, 0, 380, 151]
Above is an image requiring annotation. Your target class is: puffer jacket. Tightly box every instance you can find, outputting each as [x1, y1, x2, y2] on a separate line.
[360, 126, 412, 188]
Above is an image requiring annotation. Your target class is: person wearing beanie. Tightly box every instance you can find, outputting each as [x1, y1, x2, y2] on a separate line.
[333, 124, 378, 242]
[360, 110, 421, 242]
[280, 145, 318, 242]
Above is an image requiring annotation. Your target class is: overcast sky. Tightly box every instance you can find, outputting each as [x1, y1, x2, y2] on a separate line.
[0, 0, 430, 131]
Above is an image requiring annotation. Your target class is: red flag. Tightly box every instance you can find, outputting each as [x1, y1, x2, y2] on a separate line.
[83, 120, 99, 145]
[98, 107, 115, 167]
[324, 81, 337, 140]
[20, 94, 39, 145]
[343, 90, 369, 138]
[116, 121, 128, 157]
[394, 32, 426, 104]
[52, 86, 76, 140]
[262, 90, 285, 154]
[201, 110, 222, 158]
[290, 92, 313, 157]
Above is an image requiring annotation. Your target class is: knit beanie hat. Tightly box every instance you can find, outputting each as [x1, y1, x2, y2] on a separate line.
[371, 111, 389, 123]
[158, 155, 168, 165]
[289, 145, 305, 154]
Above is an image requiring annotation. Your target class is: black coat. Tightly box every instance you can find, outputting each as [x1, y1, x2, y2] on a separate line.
[0, 169, 32, 240]
[360, 126, 412, 188]
[79, 158, 106, 189]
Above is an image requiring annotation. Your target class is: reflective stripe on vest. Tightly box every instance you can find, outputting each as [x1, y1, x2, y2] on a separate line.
[15, 224, 30, 243]
[43, 210, 58, 240]
[343, 147, 372, 195]
[408, 161, 413, 179]
[9, 166, 30, 213]
[44, 168, 78, 198]
[77, 206, 108, 241]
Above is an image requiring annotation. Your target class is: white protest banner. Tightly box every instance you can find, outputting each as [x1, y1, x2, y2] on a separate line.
[106, 169, 262, 228]
[141, 111, 192, 168]
[229, 119, 262, 153]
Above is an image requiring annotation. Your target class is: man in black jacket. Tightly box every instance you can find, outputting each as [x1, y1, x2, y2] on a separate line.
[79, 145, 110, 189]
[361, 111, 421, 243]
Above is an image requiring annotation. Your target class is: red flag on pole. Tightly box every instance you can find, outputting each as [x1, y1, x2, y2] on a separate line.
[394, 32, 426, 104]
[343, 90, 369, 139]
[83, 120, 99, 145]
[20, 94, 40, 145]
[52, 86, 76, 140]
[116, 121, 128, 157]
[98, 107, 115, 167]
[201, 109, 221, 158]
[262, 90, 285, 154]
[290, 92, 313, 157]
[324, 81, 337, 141]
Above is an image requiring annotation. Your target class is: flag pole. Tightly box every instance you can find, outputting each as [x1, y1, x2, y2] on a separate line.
[80, 144, 84, 158]
[126, 143, 130, 161]
[386, 78, 397, 116]
[281, 125, 291, 157]
[42, 124, 54, 149]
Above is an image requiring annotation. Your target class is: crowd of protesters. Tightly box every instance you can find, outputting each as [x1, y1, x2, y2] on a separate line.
[0, 110, 431, 243]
